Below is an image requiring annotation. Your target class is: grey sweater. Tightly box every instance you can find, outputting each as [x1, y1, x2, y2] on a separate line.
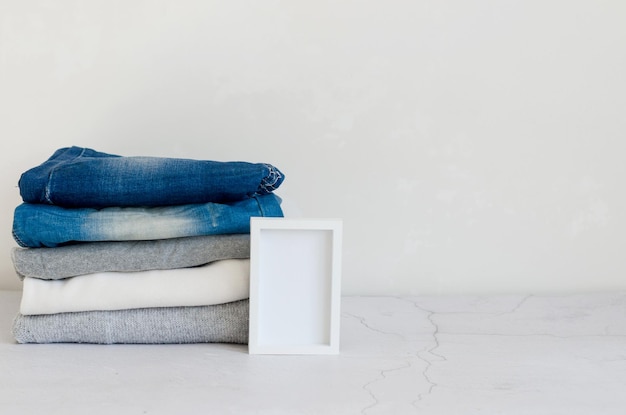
[12, 234, 250, 280]
[13, 300, 249, 344]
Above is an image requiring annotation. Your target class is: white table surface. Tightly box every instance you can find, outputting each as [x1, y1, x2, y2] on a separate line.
[1, 289, 625, 414]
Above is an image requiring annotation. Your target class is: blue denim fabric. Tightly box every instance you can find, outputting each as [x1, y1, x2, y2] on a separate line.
[13, 194, 283, 248]
[19, 146, 284, 208]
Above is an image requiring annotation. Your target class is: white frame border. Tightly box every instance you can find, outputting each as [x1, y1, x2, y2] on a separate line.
[248, 218, 343, 355]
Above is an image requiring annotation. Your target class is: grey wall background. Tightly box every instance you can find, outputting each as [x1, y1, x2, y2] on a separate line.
[1, 0, 625, 294]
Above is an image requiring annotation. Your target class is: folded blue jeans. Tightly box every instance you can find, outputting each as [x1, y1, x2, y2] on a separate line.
[19, 146, 284, 207]
[13, 194, 283, 248]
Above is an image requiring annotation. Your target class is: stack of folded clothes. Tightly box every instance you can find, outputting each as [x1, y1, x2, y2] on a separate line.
[10, 146, 285, 344]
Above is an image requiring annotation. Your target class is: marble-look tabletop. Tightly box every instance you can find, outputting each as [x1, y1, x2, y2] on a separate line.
[1, 290, 625, 414]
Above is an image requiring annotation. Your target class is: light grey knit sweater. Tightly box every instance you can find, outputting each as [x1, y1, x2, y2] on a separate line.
[13, 300, 249, 344]
[12, 234, 250, 280]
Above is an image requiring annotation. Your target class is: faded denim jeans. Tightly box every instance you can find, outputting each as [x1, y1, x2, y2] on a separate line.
[13, 194, 283, 248]
[19, 146, 285, 208]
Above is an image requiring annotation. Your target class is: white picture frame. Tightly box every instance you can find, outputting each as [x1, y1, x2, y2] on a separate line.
[248, 218, 343, 355]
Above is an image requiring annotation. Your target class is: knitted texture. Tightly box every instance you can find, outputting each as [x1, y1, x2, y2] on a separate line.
[12, 234, 250, 280]
[20, 259, 250, 315]
[13, 300, 249, 344]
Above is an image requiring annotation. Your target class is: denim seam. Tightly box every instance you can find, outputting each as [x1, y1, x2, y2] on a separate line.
[258, 164, 283, 194]
[44, 147, 87, 204]
[12, 229, 28, 248]
[252, 195, 265, 217]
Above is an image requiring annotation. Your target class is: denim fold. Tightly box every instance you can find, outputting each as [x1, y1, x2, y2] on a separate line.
[13, 194, 283, 248]
[19, 146, 284, 207]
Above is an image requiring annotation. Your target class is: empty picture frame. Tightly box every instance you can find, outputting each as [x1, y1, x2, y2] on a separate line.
[249, 218, 343, 354]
